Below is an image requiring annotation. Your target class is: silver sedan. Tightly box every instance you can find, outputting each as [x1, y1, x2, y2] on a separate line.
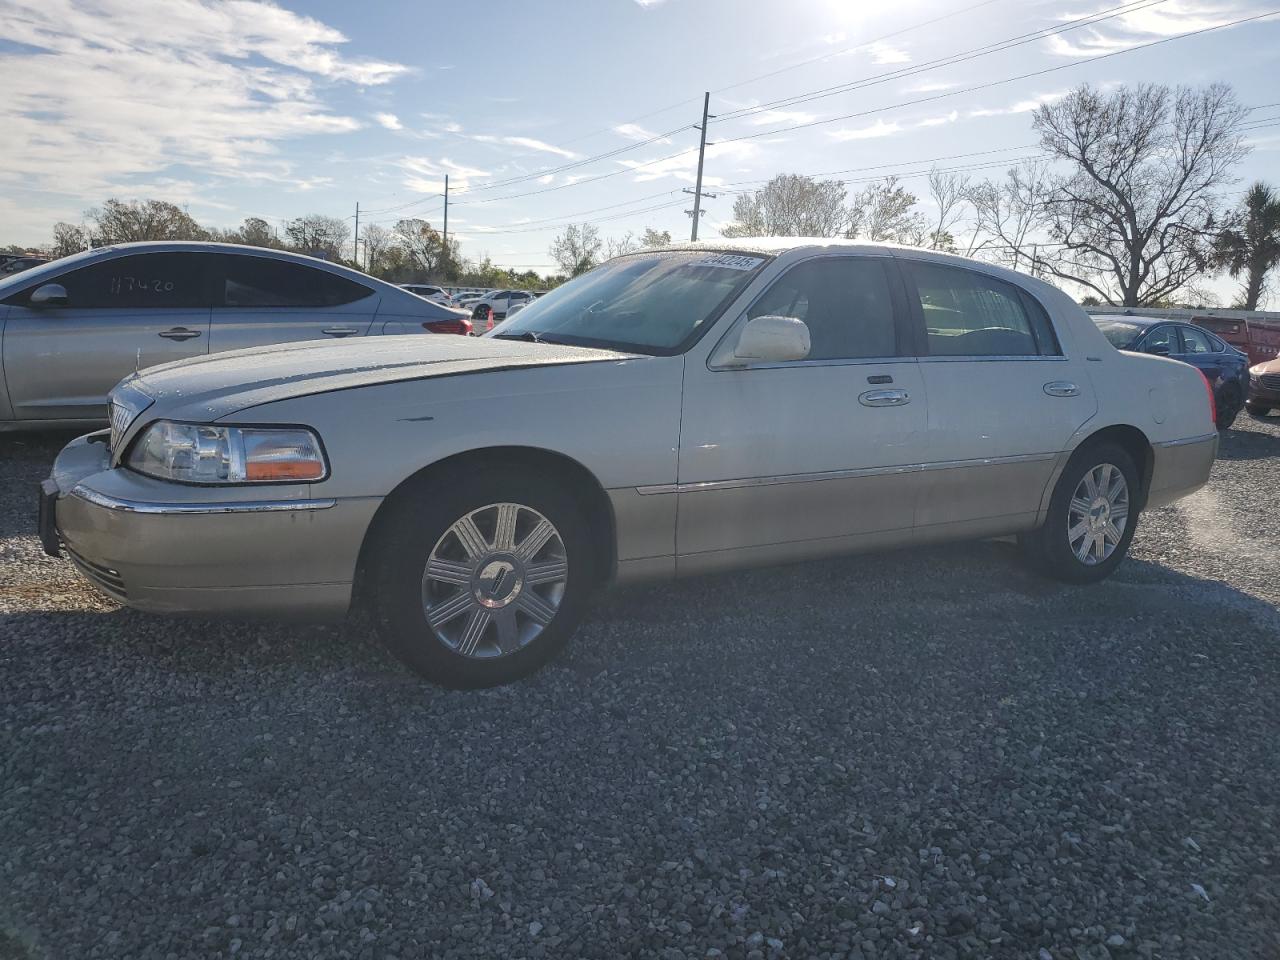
[42, 240, 1217, 687]
[0, 241, 471, 431]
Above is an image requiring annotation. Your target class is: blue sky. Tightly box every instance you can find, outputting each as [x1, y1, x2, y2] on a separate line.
[1, 0, 1278, 278]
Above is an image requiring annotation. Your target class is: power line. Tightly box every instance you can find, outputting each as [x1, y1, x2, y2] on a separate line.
[714, 8, 1280, 147]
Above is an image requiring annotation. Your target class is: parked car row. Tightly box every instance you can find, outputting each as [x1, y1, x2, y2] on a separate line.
[38, 239, 1218, 687]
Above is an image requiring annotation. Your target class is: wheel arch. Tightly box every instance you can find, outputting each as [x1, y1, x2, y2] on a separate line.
[1075, 423, 1155, 508]
[350, 445, 617, 610]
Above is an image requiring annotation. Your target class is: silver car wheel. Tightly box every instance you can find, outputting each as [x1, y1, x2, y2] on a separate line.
[1067, 463, 1129, 566]
[421, 502, 568, 659]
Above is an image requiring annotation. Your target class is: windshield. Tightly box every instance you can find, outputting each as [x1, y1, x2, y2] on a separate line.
[487, 250, 769, 354]
[1093, 318, 1144, 349]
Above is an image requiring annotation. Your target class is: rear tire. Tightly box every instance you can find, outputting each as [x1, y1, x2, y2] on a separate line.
[1019, 442, 1140, 584]
[1246, 401, 1272, 418]
[1215, 385, 1242, 430]
[370, 466, 596, 688]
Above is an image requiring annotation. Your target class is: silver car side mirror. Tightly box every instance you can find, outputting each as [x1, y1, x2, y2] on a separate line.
[29, 283, 69, 307]
[733, 315, 810, 363]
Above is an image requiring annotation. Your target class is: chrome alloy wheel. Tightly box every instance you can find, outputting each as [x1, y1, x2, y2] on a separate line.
[1067, 463, 1129, 566]
[421, 502, 568, 659]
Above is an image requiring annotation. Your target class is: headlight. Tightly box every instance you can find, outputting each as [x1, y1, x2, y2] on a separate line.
[126, 422, 327, 484]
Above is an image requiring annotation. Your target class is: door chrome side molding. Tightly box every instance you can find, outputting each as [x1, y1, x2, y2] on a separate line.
[636, 451, 1058, 495]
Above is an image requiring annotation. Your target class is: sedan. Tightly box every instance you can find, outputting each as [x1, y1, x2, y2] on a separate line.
[0, 241, 472, 431]
[43, 241, 1217, 688]
[1091, 315, 1250, 429]
[1247, 355, 1280, 416]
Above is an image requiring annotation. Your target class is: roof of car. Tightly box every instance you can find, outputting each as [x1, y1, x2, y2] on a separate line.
[1090, 314, 1175, 328]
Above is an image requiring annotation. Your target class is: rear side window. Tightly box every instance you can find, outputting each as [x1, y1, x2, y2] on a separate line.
[215, 255, 372, 308]
[747, 256, 900, 361]
[1179, 327, 1216, 354]
[36, 253, 208, 309]
[907, 262, 1060, 357]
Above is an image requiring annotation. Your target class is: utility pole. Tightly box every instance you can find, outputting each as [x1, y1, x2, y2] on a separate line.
[686, 92, 716, 242]
[353, 202, 360, 268]
[440, 174, 450, 268]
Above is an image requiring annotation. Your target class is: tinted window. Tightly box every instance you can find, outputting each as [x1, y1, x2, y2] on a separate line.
[909, 262, 1057, 357]
[747, 257, 899, 361]
[37, 253, 207, 309]
[1180, 327, 1215, 354]
[1145, 325, 1176, 353]
[216, 255, 371, 308]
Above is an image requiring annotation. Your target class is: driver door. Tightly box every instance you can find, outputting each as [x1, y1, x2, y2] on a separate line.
[1, 252, 211, 422]
[675, 253, 928, 573]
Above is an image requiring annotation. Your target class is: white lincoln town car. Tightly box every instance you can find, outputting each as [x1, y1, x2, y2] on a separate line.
[41, 240, 1217, 687]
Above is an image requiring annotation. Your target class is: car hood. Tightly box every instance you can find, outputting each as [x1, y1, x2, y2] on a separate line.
[119, 334, 638, 423]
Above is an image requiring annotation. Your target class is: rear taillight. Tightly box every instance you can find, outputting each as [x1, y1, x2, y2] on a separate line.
[423, 318, 473, 336]
[1198, 369, 1216, 424]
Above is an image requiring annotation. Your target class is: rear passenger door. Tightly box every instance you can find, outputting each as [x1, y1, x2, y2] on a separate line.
[1172, 326, 1228, 387]
[207, 254, 377, 353]
[901, 259, 1097, 532]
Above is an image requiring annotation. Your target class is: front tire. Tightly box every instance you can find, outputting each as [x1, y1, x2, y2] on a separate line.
[1216, 385, 1243, 430]
[370, 468, 595, 687]
[1246, 401, 1272, 418]
[1020, 442, 1140, 584]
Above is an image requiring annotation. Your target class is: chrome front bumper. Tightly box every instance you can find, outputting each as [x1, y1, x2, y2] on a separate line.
[44, 433, 380, 619]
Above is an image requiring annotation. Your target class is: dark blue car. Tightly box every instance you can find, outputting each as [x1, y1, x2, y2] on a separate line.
[1092, 315, 1250, 430]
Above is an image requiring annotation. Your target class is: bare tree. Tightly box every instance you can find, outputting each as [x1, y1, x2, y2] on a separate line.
[925, 168, 972, 252]
[721, 174, 848, 238]
[846, 177, 927, 244]
[1033, 82, 1248, 306]
[1214, 181, 1280, 310]
[604, 231, 639, 259]
[968, 161, 1052, 269]
[88, 198, 205, 243]
[549, 223, 603, 276]
[50, 222, 87, 258]
[361, 223, 395, 273]
[392, 218, 453, 277]
[285, 214, 351, 261]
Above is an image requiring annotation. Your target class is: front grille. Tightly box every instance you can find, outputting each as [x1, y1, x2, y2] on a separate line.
[66, 547, 128, 601]
[1260, 374, 1280, 391]
[108, 400, 132, 453]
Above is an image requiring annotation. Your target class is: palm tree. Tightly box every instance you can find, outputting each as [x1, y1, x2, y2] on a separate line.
[1215, 182, 1280, 310]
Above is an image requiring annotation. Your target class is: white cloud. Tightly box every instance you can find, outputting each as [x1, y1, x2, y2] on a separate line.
[537, 174, 555, 185]
[375, 113, 403, 131]
[618, 141, 759, 185]
[826, 120, 903, 142]
[1047, 1, 1259, 56]
[906, 80, 957, 94]
[867, 41, 910, 64]
[746, 109, 819, 127]
[968, 91, 1067, 118]
[398, 156, 492, 193]
[916, 110, 960, 128]
[502, 137, 579, 159]
[633, 0, 672, 6]
[614, 123, 672, 143]
[0, 0, 408, 195]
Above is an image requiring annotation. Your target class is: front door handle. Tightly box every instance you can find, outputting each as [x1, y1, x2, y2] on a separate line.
[859, 388, 910, 407]
[322, 327, 361, 338]
[1043, 380, 1080, 398]
[158, 327, 202, 341]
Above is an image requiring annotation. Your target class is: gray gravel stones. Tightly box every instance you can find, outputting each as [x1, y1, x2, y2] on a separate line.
[3, 417, 1280, 958]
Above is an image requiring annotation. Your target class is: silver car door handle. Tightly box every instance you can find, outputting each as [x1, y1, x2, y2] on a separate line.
[1043, 380, 1080, 398]
[322, 327, 361, 337]
[858, 388, 910, 407]
[158, 327, 202, 341]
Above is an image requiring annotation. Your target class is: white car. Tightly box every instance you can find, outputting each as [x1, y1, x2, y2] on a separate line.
[42, 240, 1216, 687]
[469, 289, 535, 329]
[0, 242, 473, 431]
[398, 283, 454, 307]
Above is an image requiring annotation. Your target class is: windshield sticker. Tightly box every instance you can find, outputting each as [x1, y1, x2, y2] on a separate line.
[694, 254, 765, 272]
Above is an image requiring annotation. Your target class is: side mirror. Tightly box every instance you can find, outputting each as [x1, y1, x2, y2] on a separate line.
[29, 283, 68, 307]
[733, 315, 810, 363]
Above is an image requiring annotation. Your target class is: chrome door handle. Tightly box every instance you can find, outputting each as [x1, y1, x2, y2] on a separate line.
[859, 388, 910, 407]
[322, 327, 361, 337]
[1043, 380, 1080, 398]
[158, 327, 202, 341]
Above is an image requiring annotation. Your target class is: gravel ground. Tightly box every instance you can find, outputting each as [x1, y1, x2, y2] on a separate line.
[2, 417, 1279, 960]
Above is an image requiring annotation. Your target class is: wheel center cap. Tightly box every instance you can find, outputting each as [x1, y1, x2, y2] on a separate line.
[1089, 498, 1110, 527]
[474, 554, 524, 609]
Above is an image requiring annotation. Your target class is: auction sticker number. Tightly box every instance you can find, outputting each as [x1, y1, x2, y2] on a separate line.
[109, 276, 176, 295]
[695, 254, 765, 271]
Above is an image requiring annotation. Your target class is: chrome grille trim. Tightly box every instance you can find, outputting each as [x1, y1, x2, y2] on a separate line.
[1260, 373, 1280, 390]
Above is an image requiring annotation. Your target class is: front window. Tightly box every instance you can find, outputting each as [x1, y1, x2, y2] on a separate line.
[1094, 318, 1144, 349]
[488, 251, 769, 354]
